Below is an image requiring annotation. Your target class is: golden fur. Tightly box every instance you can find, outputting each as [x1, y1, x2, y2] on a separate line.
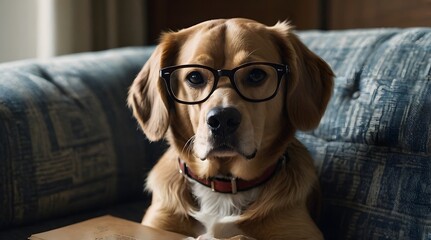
[128, 18, 334, 240]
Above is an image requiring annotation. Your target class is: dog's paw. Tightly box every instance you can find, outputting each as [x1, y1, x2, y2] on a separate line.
[193, 235, 256, 240]
[223, 235, 256, 240]
[195, 234, 214, 240]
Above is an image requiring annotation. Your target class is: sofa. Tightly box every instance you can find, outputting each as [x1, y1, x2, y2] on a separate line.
[1, 28, 430, 239]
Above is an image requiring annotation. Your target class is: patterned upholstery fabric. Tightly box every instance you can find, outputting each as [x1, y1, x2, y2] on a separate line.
[297, 28, 431, 239]
[0, 28, 430, 239]
[0, 47, 162, 229]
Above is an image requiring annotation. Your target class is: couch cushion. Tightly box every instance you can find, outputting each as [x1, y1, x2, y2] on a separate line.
[297, 28, 431, 239]
[0, 47, 163, 229]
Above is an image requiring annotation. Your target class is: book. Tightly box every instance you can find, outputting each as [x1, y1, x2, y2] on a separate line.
[29, 215, 187, 240]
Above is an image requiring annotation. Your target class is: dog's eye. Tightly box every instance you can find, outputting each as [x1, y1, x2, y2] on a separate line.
[246, 68, 267, 85]
[186, 71, 205, 86]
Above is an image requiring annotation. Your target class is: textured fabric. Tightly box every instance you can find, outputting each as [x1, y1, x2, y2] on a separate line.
[0, 47, 163, 229]
[297, 28, 431, 239]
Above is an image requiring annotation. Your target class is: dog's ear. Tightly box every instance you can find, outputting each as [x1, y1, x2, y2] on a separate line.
[269, 22, 334, 131]
[127, 33, 178, 141]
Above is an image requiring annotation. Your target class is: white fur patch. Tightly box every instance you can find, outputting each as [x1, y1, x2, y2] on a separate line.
[189, 180, 261, 238]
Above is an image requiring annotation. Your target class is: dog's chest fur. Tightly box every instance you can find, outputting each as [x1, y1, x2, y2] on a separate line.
[189, 180, 261, 238]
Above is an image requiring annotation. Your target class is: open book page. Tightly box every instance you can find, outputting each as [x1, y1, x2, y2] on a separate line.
[29, 215, 187, 240]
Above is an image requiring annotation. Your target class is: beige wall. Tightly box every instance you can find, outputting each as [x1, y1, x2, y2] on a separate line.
[0, 0, 38, 62]
[0, 0, 148, 63]
[37, 0, 92, 59]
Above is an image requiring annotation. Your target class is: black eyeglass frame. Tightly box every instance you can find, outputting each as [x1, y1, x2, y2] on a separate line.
[159, 62, 289, 104]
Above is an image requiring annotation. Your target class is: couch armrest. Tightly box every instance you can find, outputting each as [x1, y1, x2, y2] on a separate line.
[0, 47, 163, 229]
[297, 28, 431, 239]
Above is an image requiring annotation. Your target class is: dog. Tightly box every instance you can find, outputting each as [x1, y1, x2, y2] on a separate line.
[128, 18, 333, 240]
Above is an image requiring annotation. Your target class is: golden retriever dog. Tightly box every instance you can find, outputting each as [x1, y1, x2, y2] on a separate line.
[128, 18, 333, 240]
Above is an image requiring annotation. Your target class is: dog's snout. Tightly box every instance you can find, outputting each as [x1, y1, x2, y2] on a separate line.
[207, 107, 241, 137]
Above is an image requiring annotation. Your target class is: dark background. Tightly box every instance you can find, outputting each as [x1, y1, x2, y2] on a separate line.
[145, 0, 431, 44]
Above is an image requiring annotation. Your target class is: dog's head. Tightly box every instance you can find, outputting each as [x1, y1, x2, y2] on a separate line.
[128, 18, 333, 180]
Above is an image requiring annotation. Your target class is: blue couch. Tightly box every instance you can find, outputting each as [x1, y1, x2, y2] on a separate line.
[1, 28, 430, 239]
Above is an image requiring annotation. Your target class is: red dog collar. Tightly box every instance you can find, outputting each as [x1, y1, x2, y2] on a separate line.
[178, 156, 286, 194]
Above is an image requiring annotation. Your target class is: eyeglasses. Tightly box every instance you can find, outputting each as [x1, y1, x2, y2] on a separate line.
[160, 62, 289, 104]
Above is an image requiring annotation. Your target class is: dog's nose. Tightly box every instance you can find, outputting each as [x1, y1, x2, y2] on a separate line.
[207, 107, 241, 137]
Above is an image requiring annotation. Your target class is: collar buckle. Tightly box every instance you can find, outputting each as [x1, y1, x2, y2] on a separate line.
[230, 177, 238, 194]
[210, 180, 215, 192]
[210, 177, 237, 194]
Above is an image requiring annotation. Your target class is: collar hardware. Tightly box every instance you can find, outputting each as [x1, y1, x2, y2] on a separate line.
[178, 156, 286, 194]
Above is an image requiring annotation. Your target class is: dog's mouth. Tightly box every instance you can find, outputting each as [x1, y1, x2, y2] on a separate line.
[201, 143, 257, 161]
